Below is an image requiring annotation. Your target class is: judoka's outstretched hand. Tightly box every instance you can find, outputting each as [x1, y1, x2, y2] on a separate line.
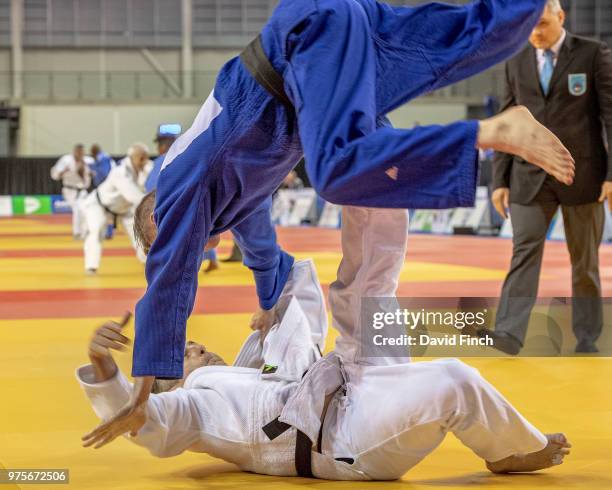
[89, 312, 132, 359]
[88, 312, 132, 383]
[82, 400, 147, 449]
[82, 313, 152, 449]
[250, 307, 275, 342]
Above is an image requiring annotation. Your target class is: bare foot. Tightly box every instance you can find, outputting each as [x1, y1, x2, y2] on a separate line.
[478, 106, 575, 186]
[486, 433, 571, 474]
[204, 260, 219, 274]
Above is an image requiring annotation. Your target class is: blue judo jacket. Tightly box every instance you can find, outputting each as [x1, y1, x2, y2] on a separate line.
[134, 0, 547, 378]
[91, 152, 116, 188]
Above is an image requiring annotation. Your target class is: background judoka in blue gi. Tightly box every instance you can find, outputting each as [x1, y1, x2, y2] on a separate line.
[90, 145, 116, 189]
[90, 144, 117, 239]
[133, 0, 560, 379]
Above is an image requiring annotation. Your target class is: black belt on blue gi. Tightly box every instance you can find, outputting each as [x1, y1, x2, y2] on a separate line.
[95, 190, 119, 229]
[239, 35, 305, 190]
[240, 35, 293, 110]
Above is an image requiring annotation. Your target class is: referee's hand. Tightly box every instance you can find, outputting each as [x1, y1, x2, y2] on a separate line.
[492, 187, 510, 220]
[598, 182, 612, 212]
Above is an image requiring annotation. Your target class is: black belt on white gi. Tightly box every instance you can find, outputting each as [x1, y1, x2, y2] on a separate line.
[262, 413, 353, 478]
[262, 417, 315, 478]
[261, 366, 318, 478]
[63, 185, 85, 191]
[95, 190, 119, 229]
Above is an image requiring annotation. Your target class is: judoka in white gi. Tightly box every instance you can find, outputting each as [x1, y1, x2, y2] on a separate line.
[79, 221, 571, 480]
[81, 143, 152, 274]
[50, 144, 94, 239]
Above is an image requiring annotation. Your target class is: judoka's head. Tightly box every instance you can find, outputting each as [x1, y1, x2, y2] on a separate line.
[134, 190, 221, 256]
[152, 341, 226, 393]
[156, 137, 175, 157]
[529, 0, 565, 50]
[127, 143, 150, 172]
[73, 144, 85, 162]
[90, 144, 101, 159]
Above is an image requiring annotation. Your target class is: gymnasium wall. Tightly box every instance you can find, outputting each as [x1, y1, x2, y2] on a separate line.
[17, 101, 468, 156]
[18, 103, 201, 156]
[0, 47, 238, 102]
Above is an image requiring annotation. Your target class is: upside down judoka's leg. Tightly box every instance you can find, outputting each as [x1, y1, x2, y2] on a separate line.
[369, 0, 547, 113]
[83, 201, 107, 271]
[329, 207, 410, 365]
[330, 359, 548, 480]
[285, 0, 547, 209]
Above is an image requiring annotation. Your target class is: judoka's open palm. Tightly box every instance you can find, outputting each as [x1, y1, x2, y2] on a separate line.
[83, 313, 153, 450]
[82, 400, 147, 449]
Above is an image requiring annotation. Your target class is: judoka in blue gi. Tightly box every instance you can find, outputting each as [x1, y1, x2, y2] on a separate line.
[90, 144, 117, 239]
[90, 145, 117, 189]
[86, 0, 577, 439]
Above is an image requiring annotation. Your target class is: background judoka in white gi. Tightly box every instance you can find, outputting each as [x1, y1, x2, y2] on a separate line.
[81, 143, 152, 274]
[78, 210, 571, 480]
[50, 144, 94, 239]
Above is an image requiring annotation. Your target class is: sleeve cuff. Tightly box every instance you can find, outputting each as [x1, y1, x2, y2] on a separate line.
[75, 364, 133, 420]
[456, 120, 480, 207]
[258, 251, 295, 310]
[131, 361, 184, 379]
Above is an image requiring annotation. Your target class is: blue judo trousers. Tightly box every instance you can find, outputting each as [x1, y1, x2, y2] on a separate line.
[134, 0, 547, 378]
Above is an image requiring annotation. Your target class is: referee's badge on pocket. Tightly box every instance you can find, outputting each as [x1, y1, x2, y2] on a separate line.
[568, 73, 587, 96]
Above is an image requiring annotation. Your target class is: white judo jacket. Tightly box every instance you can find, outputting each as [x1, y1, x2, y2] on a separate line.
[50, 154, 94, 190]
[77, 260, 366, 480]
[89, 157, 152, 216]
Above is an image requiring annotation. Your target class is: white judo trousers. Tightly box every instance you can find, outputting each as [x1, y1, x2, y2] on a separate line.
[82, 201, 143, 270]
[329, 206, 412, 365]
[50, 153, 94, 238]
[82, 158, 149, 270]
[62, 188, 88, 238]
[320, 206, 548, 479]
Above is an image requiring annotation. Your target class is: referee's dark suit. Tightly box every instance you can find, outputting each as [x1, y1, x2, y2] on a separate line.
[492, 32, 612, 353]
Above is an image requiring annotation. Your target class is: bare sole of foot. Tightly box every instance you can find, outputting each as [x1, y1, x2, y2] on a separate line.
[479, 106, 575, 186]
[486, 433, 571, 474]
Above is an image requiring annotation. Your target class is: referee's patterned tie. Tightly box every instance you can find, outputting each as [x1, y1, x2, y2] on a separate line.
[540, 49, 555, 95]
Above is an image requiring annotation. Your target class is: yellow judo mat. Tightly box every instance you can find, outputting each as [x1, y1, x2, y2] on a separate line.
[0, 215, 611, 489]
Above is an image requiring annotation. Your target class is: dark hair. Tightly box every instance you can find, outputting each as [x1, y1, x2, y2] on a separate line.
[134, 190, 156, 255]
